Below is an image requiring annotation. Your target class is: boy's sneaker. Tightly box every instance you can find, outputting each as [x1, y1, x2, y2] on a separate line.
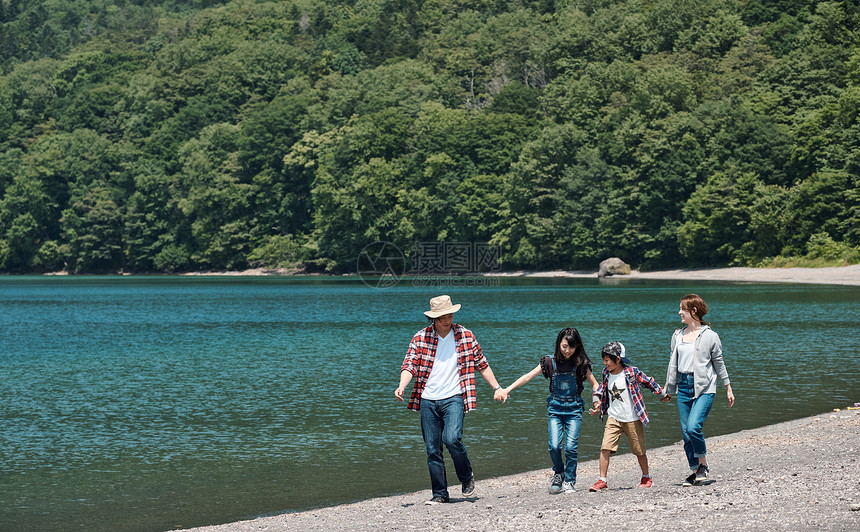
[695, 464, 709, 483]
[682, 472, 699, 487]
[588, 479, 608, 492]
[462, 476, 475, 497]
[549, 472, 564, 494]
[561, 481, 575, 493]
[638, 476, 653, 488]
[425, 495, 449, 505]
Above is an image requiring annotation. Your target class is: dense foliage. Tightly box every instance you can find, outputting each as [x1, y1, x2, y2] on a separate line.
[0, 0, 858, 273]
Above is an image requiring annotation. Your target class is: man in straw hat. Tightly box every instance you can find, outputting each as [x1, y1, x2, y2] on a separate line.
[395, 295, 507, 505]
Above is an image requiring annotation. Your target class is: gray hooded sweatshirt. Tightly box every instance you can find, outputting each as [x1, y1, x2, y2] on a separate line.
[665, 325, 731, 398]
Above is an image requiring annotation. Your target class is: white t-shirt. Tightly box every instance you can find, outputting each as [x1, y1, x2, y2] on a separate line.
[606, 371, 637, 423]
[421, 331, 462, 400]
[677, 341, 695, 373]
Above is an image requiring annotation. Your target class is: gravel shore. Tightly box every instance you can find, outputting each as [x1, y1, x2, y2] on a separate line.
[495, 264, 860, 286]
[177, 264, 860, 286]
[181, 408, 860, 532]
[179, 267, 859, 531]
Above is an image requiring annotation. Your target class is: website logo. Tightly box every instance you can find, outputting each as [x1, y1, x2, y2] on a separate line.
[357, 241, 502, 289]
[356, 241, 407, 288]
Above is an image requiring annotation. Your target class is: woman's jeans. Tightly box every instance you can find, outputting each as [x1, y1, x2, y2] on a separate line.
[420, 395, 473, 498]
[676, 373, 714, 469]
[547, 408, 582, 483]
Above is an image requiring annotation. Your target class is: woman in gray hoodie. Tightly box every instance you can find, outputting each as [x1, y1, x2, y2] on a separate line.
[665, 294, 735, 486]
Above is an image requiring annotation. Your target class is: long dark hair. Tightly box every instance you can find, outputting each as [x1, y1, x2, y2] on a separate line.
[555, 327, 592, 384]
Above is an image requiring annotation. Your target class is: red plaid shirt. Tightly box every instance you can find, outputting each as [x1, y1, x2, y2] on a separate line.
[592, 366, 666, 425]
[401, 323, 489, 413]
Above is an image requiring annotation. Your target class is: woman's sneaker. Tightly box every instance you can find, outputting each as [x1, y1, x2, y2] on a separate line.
[425, 495, 449, 505]
[549, 472, 564, 494]
[638, 476, 653, 488]
[695, 464, 709, 482]
[682, 472, 699, 487]
[562, 481, 575, 493]
[462, 476, 475, 497]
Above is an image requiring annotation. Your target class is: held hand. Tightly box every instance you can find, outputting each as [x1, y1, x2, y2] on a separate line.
[394, 387, 405, 401]
[660, 394, 671, 402]
[494, 387, 509, 403]
[589, 402, 600, 415]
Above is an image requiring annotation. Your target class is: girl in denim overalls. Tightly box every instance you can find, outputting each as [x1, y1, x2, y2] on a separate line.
[503, 328, 599, 493]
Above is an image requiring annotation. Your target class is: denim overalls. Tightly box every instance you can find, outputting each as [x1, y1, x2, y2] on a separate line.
[546, 358, 584, 484]
[547, 358, 584, 412]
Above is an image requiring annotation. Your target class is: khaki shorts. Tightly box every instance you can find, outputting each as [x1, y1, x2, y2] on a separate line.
[601, 417, 646, 456]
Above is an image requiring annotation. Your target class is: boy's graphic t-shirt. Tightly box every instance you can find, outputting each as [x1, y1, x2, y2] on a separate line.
[606, 371, 637, 423]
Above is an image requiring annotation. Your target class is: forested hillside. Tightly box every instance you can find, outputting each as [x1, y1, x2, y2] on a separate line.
[0, 0, 857, 273]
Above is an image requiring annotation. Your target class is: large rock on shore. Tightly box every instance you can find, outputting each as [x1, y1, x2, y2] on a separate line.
[598, 257, 631, 277]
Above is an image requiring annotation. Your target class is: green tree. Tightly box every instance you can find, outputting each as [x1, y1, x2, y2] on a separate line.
[781, 170, 853, 254]
[310, 156, 414, 270]
[123, 161, 184, 272]
[498, 122, 592, 268]
[61, 185, 124, 272]
[175, 123, 255, 270]
[678, 169, 781, 265]
[0, 172, 53, 271]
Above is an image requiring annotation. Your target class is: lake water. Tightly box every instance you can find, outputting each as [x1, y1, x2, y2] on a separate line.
[0, 276, 857, 531]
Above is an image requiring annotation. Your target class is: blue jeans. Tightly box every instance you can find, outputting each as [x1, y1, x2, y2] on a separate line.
[676, 373, 714, 469]
[547, 408, 582, 484]
[420, 395, 473, 498]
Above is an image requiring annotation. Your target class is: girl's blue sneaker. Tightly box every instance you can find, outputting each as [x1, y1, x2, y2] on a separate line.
[549, 473, 564, 494]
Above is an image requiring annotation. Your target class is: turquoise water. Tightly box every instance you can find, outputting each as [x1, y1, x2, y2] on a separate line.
[0, 277, 857, 531]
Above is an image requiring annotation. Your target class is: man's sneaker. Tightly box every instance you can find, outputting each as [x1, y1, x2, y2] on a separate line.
[695, 464, 709, 483]
[638, 476, 653, 488]
[462, 476, 475, 497]
[588, 479, 608, 492]
[561, 481, 575, 493]
[425, 495, 449, 505]
[682, 472, 699, 487]
[549, 472, 564, 494]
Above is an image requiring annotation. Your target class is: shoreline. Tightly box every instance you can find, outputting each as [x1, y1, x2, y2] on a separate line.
[180, 408, 860, 531]
[38, 264, 860, 286]
[486, 264, 860, 286]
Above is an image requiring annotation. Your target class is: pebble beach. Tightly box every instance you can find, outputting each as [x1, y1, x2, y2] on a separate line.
[182, 264, 860, 286]
[181, 409, 860, 531]
[179, 265, 860, 531]
[495, 263, 860, 286]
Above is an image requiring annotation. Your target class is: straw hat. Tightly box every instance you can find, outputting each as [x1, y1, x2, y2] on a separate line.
[424, 295, 461, 318]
